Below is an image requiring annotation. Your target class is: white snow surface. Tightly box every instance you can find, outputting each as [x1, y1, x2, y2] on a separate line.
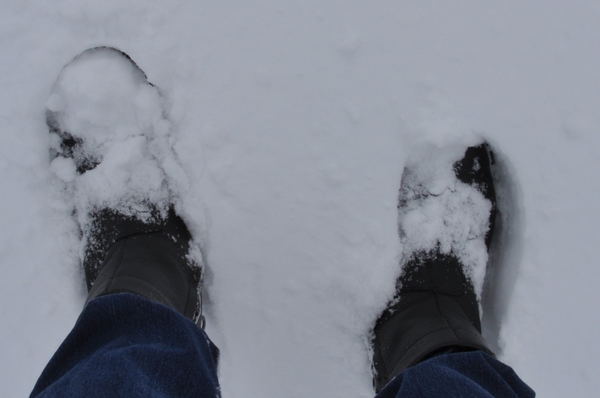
[1, 1, 600, 397]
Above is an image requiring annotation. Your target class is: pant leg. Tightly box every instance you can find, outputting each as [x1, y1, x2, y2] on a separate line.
[30, 293, 220, 398]
[375, 351, 535, 398]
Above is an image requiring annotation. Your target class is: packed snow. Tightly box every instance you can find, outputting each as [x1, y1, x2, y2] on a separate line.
[1, 1, 600, 397]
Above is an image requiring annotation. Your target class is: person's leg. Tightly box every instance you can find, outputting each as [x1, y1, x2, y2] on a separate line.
[371, 144, 534, 397]
[30, 213, 221, 398]
[32, 47, 220, 397]
[30, 294, 219, 398]
[375, 351, 534, 398]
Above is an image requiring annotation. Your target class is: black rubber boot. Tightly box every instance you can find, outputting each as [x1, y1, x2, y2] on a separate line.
[84, 207, 203, 325]
[48, 47, 204, 326]
[372, 144, 497, 392]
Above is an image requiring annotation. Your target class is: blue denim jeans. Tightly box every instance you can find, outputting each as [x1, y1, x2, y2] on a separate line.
[31, 293, 534, 397]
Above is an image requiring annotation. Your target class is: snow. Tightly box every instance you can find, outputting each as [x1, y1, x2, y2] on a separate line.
[1, 1, 600, 397]
[48, 48, 175, 220]
[397, 143, 492, 299]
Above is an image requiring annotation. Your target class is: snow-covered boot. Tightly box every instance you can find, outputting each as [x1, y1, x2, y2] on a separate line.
[47, 47, 204, 325]
[372, 143, 497, 392]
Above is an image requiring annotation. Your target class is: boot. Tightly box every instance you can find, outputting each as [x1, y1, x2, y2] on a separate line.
[85, 207, 203, 324]
[372, 144, 497, 392]
[47, 47, 204, 325]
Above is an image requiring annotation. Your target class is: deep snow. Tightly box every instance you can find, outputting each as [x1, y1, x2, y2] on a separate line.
[1, 1, 600, 397]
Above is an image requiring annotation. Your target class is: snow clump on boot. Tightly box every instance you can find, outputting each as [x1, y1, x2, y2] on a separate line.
[398, 144, 493, 299]
[46, 47, 188, 235]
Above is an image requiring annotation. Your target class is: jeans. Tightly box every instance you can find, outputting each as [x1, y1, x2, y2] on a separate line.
[31, 293, 534, 397]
